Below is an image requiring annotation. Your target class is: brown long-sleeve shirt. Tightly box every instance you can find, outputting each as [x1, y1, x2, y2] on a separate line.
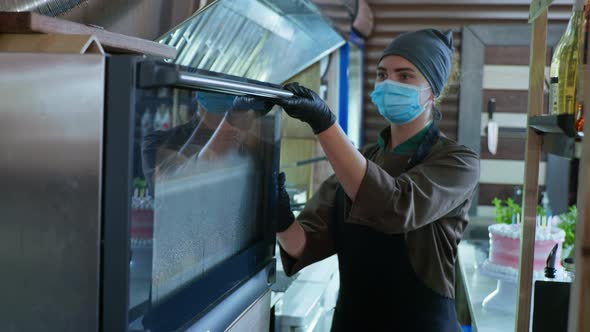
[280, 129, 480, 298]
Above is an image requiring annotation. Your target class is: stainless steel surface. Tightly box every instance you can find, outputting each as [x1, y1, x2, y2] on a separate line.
[159, 0, 345, 84]
[177, 72, 294, 98]
[185, 266, 273, 332]
[274, 255, 338, 331]
[5, 0, 345, 85]
[225, 290, 271, 332]
[13, 0, 338, 54]
[2, 0, 355, 84]
[60, 0, 203, 41]
[0, 0, 87, 16]
[275, 280, 324, 328]
[0, 53, 104, 331]
[3, 0, 353, 54]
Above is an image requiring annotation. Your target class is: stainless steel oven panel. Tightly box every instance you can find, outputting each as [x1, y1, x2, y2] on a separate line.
[0, 53, 104, 331]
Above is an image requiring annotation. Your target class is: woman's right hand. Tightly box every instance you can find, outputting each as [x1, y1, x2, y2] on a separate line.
[275, 82, 336, 135]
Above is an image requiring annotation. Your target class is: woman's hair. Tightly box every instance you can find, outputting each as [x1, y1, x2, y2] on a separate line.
[434, 48, 460, 108]
[430, 48, 460, 121]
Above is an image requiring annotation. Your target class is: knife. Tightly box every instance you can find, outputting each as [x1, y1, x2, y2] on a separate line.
[487, 98, 498, 155]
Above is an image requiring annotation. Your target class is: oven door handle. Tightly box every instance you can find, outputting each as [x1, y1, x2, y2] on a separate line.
[138, 62, 293, 99]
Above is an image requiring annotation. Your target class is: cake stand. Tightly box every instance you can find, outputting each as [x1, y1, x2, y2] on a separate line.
[479, 261, 519, 314]
[479, 260, 566, 314]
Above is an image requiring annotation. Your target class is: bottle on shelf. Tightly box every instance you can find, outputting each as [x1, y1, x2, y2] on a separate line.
[549, 0, 586, 120]
[575, 1, 590, 133]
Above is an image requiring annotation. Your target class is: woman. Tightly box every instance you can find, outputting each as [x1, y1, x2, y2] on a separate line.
[274, 29, 480, 332]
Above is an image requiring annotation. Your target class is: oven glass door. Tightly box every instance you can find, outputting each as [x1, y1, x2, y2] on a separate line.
[127, 74, 281, 330]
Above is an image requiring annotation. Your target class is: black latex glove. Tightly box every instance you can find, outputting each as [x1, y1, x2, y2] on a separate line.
[275, 82, 336, 135]
[226, 95, 274, 129]
[277, 172, 295, 233]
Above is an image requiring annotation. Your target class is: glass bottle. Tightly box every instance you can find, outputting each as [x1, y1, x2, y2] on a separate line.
[575, 2, 590, 133]
[549, 0, 585, 116]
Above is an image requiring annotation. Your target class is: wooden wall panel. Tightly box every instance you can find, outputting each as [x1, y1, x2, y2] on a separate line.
[479, 136, 547, 160]
[479, 136, 526, 160]
[484, 45, 552, 65]
[482, 90, 530, 113]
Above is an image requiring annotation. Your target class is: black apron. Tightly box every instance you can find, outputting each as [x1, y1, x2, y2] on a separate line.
[330, 125, 460, 332]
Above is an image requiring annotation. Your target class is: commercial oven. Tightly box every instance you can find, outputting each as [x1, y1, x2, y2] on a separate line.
[0, 53, 291, 332]
[0, 0, 350, 329]
[106, 56, 290, 332]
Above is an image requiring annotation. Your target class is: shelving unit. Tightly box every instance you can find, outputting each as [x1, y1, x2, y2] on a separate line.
[518, 1, 590, 331]
[529, 114, 582, 158]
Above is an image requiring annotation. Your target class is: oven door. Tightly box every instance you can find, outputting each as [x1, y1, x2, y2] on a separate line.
[102, 56, 289, 332]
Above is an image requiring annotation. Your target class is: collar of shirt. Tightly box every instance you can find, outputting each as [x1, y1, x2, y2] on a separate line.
[377, 122, 433, 155]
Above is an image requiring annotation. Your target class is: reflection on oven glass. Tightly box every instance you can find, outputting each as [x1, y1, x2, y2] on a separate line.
[128, 87, 277, 325]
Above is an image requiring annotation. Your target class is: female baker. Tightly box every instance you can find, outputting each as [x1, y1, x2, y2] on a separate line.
[274, 29, 480, 332]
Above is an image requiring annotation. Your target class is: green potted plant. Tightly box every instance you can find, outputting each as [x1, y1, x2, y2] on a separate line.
[558, 205, 577, 259]
[491, 197, 547, 224]
[492, 197, 521, 224]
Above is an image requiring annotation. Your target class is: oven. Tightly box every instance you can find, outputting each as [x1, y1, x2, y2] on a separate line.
[104, 56, 290, 331]
[0, 52, 289, 331]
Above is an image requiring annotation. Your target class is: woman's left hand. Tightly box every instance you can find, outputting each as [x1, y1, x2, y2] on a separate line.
[275, 82, 336, 134]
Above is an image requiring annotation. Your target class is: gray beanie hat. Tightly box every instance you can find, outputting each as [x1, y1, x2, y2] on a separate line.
[380, 29, 453, 97]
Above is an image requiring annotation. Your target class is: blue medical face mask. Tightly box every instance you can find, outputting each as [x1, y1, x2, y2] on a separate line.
[370, 80, 431, 125]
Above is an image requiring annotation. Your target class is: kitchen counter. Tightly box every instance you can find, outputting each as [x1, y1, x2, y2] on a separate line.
[271, 246, 339, 332]
[458, 241, 516, 332]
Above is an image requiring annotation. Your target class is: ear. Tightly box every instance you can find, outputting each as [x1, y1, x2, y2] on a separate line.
[423, 94, 436, 116]
[421, 90, 435, 109]
[429, 92, 436, 102]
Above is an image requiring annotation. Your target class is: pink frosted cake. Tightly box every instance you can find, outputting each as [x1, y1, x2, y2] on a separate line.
[481, 223, 565, 280]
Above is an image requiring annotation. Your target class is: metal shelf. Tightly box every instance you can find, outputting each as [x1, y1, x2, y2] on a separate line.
[529, 115, 582, 159]
[540, 134, 582, 159]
